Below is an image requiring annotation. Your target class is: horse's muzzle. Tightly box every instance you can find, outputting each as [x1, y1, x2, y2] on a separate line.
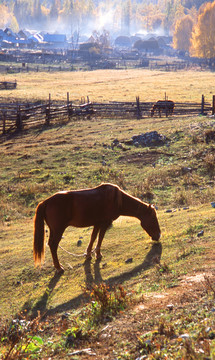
[152, 233, 161, 241]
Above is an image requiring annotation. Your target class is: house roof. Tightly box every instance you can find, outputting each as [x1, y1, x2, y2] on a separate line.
[43, 33, 67, 43]
[4, 28, 17, 38]
[29, 33, 44, 43]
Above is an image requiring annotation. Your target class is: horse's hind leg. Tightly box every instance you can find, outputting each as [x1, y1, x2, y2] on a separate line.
[48, 230, 64, 272]
[85, 226, 99, 259]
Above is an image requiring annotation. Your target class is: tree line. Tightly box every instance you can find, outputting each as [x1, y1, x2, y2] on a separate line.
[173, 0, 215, 58]
[0, 0, 215, 58]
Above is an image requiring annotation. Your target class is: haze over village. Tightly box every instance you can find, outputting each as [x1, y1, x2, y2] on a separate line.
[0, 0, 215, 60]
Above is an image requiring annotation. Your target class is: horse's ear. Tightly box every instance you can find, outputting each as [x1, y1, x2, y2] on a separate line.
[148, 204, 153, 212]
[148, 204, 156, 212]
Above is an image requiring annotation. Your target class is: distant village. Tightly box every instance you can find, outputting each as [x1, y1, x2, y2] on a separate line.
[0, 27, 209, 71]
[0, 27, 173, 50]
[0, 27, 177, 64]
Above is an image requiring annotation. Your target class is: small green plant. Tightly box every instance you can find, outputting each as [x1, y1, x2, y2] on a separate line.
[64, 327, 82, 348]
[186, 224, 203, 236]
[155, 259, 170, 275]
[1, 313, 44, 360]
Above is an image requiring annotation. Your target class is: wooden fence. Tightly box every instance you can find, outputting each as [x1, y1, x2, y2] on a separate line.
[0, 80, 17, 90]
[0, 94, 214, 135]
[91, 95, 213, 118]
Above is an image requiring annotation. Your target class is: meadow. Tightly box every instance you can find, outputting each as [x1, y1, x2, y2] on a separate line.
[0, 68, 215, 359]
[1, 68, 215, 103]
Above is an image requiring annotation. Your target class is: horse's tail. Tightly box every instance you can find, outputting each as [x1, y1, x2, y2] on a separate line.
[33, 200, 46, 266]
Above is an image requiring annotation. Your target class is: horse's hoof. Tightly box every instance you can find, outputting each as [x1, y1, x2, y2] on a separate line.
[84, 252, 92, 260]
[56, 266, 64, 274]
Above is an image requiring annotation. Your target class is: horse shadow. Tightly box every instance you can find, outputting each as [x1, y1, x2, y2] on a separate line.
[84, 241, 162, 287]
[20, 271, 63, 319]
[44, 241, 162, 317]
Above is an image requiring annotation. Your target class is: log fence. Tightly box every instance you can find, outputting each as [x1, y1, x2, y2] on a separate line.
[0, 80, 17, 90]
[0, 94, 214, 135]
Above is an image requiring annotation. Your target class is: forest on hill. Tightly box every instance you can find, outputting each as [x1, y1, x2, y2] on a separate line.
[0, 0, 213, 35]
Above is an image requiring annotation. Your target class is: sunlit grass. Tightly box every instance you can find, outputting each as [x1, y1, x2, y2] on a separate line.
[1, 68, 215, 358]
[1, 69, 215, 103]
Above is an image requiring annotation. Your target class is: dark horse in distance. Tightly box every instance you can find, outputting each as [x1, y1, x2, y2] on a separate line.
[151, 100, 175, 117]
[34, 183, 161, 272]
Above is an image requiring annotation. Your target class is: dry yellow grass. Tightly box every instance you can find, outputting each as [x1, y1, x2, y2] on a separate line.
[1, 69, 215, 103]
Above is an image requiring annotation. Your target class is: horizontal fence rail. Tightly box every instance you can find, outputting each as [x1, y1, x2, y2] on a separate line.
[0, 94, 214, 135]
[0, 80, 17, 90]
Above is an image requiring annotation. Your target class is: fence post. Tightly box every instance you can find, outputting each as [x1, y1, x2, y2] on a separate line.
[67, 92, 73, 120]
[201, 94, 205, 115]
[16, 106, 22, 131]
[45, 94, 51, 125]
[2, 111, 6, 134]
[136, 96, 141, 119]
[212, 95, 215, 115]
[165, 92, 168, 117]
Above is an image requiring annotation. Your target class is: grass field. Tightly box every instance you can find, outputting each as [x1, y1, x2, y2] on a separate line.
[0, 68, 215, 359]
[1, 68, 215, 103]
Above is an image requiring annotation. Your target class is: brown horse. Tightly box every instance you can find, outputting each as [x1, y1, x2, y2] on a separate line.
[33, 183, 161, 272]
[151, 100, 175, 117]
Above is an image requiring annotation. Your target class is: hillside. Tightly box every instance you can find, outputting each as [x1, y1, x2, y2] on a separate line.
[0, 103, 215, 358]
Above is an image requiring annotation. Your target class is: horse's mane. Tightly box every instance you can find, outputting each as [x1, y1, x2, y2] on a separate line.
[99, 182, 149, 214]
[99, 183, 123, 211]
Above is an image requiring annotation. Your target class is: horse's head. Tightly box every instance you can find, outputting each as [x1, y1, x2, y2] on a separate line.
[141, 204, 161, 241]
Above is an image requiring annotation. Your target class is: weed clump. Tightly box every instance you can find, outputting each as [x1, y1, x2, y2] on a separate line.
[62, 283, 129, 348]
[86, 283, 128, 324]
[0, 312, 44, 360]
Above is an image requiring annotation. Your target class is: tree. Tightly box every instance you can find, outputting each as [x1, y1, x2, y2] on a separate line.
[121, 0, 131, 35]
[163, 0, 185, 33]
[14, 0, 33, 27]
[191, 0, 215, 58]
[49, 0, 61, 20]
[173, 15, 194, 52]
[0, 4, 11, 28]
[92, 29, 110, 49]
[33, 0, 42, 22]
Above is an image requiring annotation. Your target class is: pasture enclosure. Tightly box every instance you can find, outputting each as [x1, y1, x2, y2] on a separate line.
[1, 68, 215, 358]
[0, 93, 213, 135]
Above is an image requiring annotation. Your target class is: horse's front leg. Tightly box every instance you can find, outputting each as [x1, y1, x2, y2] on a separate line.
[85, 226, 99, 260]
[95, 223, 111, 260]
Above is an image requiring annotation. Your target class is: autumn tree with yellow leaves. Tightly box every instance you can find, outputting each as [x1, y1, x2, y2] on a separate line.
[0, 4, 18, 31]
[191, 0, 215, 58]
[173, 15, 194, 52]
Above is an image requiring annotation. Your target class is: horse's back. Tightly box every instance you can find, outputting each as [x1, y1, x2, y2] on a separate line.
[44, 183, 121, 228]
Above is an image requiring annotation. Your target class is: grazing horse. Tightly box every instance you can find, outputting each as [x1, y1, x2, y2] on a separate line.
[151, 100, 175, 117]
[33, 183, 161, 272]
